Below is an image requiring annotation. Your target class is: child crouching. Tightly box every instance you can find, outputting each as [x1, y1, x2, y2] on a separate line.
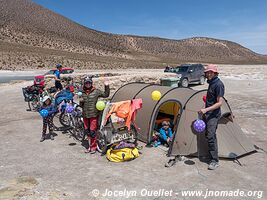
[153, 121, 173, 147]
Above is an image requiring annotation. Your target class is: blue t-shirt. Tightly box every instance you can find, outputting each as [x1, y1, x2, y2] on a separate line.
[54, 70, 61, 80]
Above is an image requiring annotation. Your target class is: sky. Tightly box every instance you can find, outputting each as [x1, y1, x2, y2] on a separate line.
[32, 0, 267, 54]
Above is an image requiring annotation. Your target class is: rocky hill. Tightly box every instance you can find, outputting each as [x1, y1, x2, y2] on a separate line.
[0, 0, 267, 70]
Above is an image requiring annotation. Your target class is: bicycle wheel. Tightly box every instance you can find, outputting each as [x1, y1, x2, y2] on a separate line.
[52, 112, 62, 131]
[96, 130, 107, 155]
[74, 116, 85, 141]
[68, 114, 80, 140]
[59, 112, 71, 127]
[73, 105, 84, 140]
[126, 124, 138, 145]
[27, 101, 32, 111]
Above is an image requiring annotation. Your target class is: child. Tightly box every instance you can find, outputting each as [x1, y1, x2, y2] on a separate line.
[79, 76, 110, 154]
[40, 96, 57, 142]
[154, 121, 173, 147]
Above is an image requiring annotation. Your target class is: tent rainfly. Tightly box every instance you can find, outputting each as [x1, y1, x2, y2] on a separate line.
[111, 83, 256, 159]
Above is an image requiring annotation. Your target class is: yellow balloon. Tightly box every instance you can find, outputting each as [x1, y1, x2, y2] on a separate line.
[96, 101, 106, 111]
[151, 90, 161, 101]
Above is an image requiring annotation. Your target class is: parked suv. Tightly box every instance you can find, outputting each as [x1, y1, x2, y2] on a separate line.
[164, 66, 174, 72]
[173, 64, 205, 87]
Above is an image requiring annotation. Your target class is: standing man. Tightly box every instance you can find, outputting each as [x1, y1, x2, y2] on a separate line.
[54, 64, 63, 91]
[199, 64, 225, 170]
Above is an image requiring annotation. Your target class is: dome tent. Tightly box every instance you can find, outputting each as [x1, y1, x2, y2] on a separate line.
[111, 83, 256, 159]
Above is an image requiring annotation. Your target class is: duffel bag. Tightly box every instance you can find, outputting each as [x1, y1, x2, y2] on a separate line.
[106, 144, 139, 162]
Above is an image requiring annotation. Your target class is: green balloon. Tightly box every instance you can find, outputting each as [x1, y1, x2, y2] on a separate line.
[96, 101, 105, 111]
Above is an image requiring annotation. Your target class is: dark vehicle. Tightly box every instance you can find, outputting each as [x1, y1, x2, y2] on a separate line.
[173, 64, 205, 87]
[164, 66, 174, 72]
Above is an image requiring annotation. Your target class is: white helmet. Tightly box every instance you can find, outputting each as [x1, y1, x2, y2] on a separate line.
[42, 96, 51, 103]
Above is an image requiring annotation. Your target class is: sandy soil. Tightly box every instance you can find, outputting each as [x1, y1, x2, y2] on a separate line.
[0, 66, 266, 200]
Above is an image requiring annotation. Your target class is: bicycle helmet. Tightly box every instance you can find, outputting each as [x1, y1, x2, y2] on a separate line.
[83, 76, 93, 84]
[56, 64, 62, 68]
[42, 96, 51, 103]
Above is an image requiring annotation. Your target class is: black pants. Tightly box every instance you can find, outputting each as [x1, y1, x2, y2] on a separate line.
[55, 81, 63, 90]
[205, 116, 219, 163]
[42, 116, 53, 135]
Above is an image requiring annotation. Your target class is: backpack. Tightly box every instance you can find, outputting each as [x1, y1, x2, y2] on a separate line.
[106, 144, 139, 162]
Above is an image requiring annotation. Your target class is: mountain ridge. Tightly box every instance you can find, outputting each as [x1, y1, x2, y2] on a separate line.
[0, 0, 266, 70]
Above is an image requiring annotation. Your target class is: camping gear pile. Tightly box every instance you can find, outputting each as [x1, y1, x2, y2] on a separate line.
[97, 99, 142, 162]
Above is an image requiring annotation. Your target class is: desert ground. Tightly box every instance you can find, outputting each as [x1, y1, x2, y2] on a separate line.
[0, 65, 266, 200]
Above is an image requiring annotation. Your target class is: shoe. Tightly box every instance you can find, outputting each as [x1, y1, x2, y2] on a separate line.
[40, 135, 45, 142]
[165, 159, 176, 168]
[50, 134, 54, 140]
[137, 146, 143, 150]
[84, 148, 90, 153]
[154, 141, 161, 147]
[208, 161, 219, 170]
[90, 149, 96, 154]
[146, 143, 153, 148]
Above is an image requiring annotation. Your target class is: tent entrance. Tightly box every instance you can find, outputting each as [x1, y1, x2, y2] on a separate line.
[149, 101, 181, 143]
